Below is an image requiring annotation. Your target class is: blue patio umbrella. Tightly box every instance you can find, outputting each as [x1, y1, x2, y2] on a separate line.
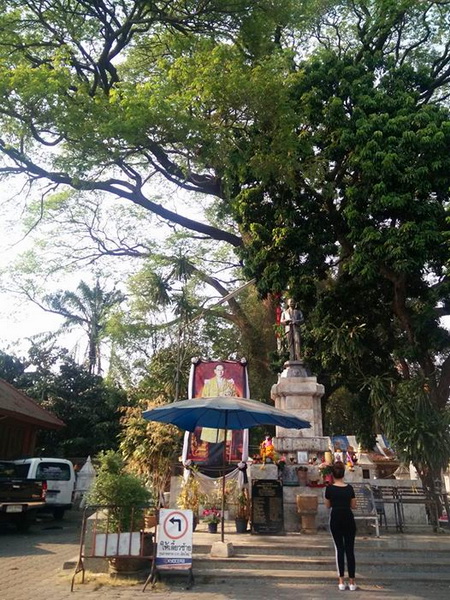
[143, 396, 310, 541]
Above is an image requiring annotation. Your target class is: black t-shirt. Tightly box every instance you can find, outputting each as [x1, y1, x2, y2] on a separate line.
[325, 484, 355, 509]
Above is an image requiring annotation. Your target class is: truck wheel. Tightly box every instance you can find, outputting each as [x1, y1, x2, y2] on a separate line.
[15, 519, 31, 532]
[15, 510, 37, 532]
[53, 508, 65, 520]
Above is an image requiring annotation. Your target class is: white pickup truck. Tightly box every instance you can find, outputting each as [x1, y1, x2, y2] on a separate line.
[13, 458, 76, 520]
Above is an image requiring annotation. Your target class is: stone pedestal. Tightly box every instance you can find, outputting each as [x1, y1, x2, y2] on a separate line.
[211, 541, 235, 557]
[248, 463, 278, 481]
[268, 360, 330, 532]
[296, 492, 319, 534]
[271, 361, 328, 458]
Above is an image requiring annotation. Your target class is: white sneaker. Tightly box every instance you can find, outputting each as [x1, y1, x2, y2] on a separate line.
[338, 583, 346, 591]
[349, 584, 357, 591]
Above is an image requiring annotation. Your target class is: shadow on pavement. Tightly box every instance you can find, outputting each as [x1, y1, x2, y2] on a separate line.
[0, 509, 82, 557]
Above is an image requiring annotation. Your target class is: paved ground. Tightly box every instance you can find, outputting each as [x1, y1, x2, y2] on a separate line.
[2, 510, 450, 600]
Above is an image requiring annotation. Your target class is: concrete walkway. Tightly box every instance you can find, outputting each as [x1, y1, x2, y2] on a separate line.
[1, 511, 450, 600]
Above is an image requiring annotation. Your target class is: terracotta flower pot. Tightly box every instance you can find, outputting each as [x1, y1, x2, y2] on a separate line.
[144, 514, 157, 529]
[108, 533, 153, 578]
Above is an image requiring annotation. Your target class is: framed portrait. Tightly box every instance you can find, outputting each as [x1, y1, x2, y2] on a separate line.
[185, 359, 249, 465]
[297, 451, 308, 464]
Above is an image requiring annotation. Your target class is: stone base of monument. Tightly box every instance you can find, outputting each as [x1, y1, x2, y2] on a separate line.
[280, 360, 312, 378]
[281, 486, 326, 531]
[248, 463, 278, 481]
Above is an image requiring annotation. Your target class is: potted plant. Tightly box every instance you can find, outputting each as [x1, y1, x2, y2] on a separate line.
[202, 507, 221, 533]
[235, 488, 250, 533]
[225, 478, 250, 533]
[198, 485, 224, 533]
[86, 451, 152, 575]
[318, 461, 333, 485]
[143, 496, 158, 530]
[176, 467, 201, 530]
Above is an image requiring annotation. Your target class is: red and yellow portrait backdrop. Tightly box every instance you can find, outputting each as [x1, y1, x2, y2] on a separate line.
[186, 359, 249, 466]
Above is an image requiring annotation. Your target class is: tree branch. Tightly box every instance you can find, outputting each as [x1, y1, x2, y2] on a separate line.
[0, 140, 243, 247]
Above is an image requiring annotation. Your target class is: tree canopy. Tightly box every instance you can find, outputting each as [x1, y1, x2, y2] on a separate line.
[0, 1, 449, 481]
[41, 279, 125, 374]
[0, 346, 125, 456]
[0, 0, 293, 244]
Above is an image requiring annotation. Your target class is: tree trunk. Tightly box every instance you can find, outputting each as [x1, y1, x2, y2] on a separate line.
[418, 467, 443, 532]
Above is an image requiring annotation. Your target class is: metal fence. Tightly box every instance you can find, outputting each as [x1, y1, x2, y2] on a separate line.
[71, 504, 156, 591]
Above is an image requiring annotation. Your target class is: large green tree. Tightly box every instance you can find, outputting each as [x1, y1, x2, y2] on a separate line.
[0, 1, 450, 511]
[34, 358, 125, 457]
[230, 2, 450, 515]
[0, 349, 26, 384]
[0, 0, 296, 245]
[0, 345, 125, 456]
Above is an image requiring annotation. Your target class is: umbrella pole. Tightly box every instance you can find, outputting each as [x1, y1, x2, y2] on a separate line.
[220, 417, 228, 543]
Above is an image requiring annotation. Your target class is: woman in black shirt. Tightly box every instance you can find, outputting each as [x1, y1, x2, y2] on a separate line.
[325, 461, 357, 591]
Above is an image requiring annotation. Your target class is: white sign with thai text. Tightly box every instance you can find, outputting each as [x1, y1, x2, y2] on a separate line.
[156, 508, 193, 570]
[93, 532, 141, 556]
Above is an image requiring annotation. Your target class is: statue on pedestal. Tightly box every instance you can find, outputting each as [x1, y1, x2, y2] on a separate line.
[280, 298, 304, 362]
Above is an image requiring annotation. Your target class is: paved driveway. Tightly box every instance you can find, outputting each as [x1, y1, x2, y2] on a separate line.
[2, 510, 450, 600]
[0, 510, 82, 600]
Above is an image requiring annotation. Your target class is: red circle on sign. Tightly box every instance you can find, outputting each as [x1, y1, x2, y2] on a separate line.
[163, 510, 189, 539]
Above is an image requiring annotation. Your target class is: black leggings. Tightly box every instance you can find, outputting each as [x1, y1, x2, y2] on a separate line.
[330, 510, 356, 578]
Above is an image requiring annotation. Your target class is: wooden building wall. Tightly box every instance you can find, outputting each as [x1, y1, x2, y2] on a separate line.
[0, 417, 37, 459]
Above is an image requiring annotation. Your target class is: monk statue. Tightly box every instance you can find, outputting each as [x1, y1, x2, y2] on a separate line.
[280, 298, 304, 361]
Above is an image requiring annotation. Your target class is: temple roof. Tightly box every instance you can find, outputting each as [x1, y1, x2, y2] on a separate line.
[0, 378, 65, 429]
[330, 434, 395, 459]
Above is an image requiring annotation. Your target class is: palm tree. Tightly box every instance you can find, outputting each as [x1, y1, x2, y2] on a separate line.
[43, 280, 125, 374]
